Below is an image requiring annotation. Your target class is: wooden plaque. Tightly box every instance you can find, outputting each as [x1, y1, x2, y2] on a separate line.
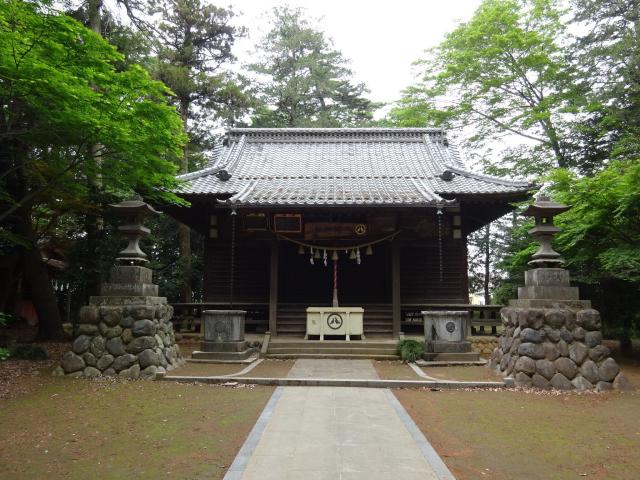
[273, 214, 302, 233]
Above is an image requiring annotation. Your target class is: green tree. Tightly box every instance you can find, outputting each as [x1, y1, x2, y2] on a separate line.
[390, 0, 580, 174]
[572, 0, 640, 163]
[549, 161, 640, 347]
[250, 6, 378, 127]
[149, 0, 251, 302]
[0, 0, 185, 338]
[64, 0, 152, 300]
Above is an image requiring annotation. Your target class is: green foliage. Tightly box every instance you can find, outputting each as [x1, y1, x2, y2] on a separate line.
[492, 220, 536, 305]
[390, 0, 580, 174]
[396, 339, 425, 363]
[572, 0, 640, 163]
[143, 215, 204, 302]
[149, 0, 252, 171]
[249, 6, 379, 127]
[8, 343, 48, 360]
[0, 0, 187, 217]
[550, 161, 640, 283]
[0, 348, 8, 361]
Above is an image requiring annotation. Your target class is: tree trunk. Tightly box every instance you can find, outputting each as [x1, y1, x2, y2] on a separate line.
[483, 224, 491, 305]
[84, 206, 101, 298]
[0, 251, 19, 313]
[88, 0, 102, 34]
[16, 205, 64, 340]
[85, 1, 104, 298]
[179, 99, 192, 302]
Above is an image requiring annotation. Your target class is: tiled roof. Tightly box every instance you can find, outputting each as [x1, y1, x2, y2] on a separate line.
[176, 128, 532, 206]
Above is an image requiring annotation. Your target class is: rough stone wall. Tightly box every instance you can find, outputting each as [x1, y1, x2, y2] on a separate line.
[470, 337, 498, 356]
[489, 307, 630, 391]
[54, 299, 181, 379]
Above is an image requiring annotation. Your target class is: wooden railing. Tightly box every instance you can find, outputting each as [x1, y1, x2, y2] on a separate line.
[171, 302, 503, 336]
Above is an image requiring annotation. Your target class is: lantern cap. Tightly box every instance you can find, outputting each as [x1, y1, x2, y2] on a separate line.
[109, 198, 160, 218]
[521, 194, 570, 218]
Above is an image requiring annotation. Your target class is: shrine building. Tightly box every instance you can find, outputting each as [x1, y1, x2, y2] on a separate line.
[166, 128, 532, 337]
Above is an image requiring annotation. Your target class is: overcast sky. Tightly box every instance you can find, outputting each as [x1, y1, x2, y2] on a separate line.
[230, 0, 482, 111]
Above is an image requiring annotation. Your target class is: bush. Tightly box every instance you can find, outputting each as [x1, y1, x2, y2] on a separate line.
[0, 348, 9, 361]
[8, 344, 48, 360]
[397, 339, 424, 363]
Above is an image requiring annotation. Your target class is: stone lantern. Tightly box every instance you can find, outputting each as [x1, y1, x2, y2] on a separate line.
[488, 194, 632, 391]
[55, 197, 182, 379]
[521, 195, 570, 267]
[110, 198, 160, 265]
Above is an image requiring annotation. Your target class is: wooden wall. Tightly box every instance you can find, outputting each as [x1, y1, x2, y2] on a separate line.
[203, 238, 270, 303]
[202, 218, 468, 305]
[400, 239, 469, 304]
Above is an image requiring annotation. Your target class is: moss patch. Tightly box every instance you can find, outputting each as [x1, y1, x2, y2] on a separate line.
[0, 375, 273, 479]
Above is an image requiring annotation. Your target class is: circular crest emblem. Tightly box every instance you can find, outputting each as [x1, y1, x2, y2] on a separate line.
[445, 321, 456, 333]
[326, 313, 344, 330]
[354, 224, 367, 236]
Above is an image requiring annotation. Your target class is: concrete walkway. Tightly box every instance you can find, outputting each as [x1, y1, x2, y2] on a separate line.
[287, 358, 379, 379]
[224, 359, 455, 480]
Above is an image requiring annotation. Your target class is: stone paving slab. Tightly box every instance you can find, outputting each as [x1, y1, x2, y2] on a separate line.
[225, 386, 453, 479]
[287, 358, 379, 379]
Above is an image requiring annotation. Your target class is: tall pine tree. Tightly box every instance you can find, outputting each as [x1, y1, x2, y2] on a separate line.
[149, 0, 251, 302]
[250, 6, 378, 127]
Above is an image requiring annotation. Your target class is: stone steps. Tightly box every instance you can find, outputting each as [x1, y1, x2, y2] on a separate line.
[269, 340, 396, 348]
[268, 347, 397, 355]
[267, 353, 401, 360]
[267, 339, 399, 359]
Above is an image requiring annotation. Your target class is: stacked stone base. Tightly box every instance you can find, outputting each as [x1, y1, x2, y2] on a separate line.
[54, 295, 182, 379]
[490, 307, 630, 391]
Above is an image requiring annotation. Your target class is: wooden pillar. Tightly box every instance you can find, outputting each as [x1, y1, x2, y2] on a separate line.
[391, 240, 401, 337]
[269, 238, 279, 335]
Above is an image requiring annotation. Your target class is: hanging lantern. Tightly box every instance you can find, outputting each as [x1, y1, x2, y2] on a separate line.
[331, 250, 339, 261]
[323, 250, 328, 267]
[356, 248, 361, 265]
[298, 244, 305, 255]
[349, 249, 357, 260]
[314, 249, 321, 259]
[365, 245, 373, 255]
[310, 247, 314, 265]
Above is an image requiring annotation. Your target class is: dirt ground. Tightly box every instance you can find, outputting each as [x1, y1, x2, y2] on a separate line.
[395, 359, 640, 480]
[0, 343, 273, 480]
[2, 340, 640, 479]
[165, 362, 247, 377]
[422, 365, 505, 382]
[373, 361, 424, 380]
